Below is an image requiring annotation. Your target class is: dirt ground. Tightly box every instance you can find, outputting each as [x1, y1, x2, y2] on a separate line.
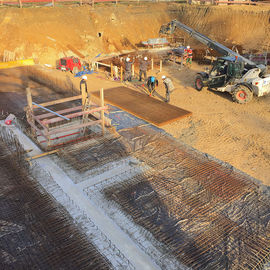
[153, 63, 270, 186]
[1, 63, 269, 186]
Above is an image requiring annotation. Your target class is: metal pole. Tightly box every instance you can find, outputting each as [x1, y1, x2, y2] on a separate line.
[32, 102, 70, 121]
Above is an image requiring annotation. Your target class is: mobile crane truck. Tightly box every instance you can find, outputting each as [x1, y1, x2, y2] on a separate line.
[160, 20, 270, 104]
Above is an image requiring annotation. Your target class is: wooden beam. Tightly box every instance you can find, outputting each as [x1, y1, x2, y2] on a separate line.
[35, 106, 82, 120]
[33, 95, 82, 109]
[100, 88, 105, 134]
[26, 88, 35, 136]
[26, 88, 33, 112]
[33, 115, 49, 131]
[27, 120, 49, 140]
[42, 106, 108, 125]
[132, 64, 134, 77]
[48, 120, 102, 135]
[95, 61, 110, 68]
[26, 149, 59, 162]
[111, 63, 113, 79]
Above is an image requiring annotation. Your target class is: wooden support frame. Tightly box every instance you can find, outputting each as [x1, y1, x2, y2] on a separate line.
[111, 63, 113, 79]
[25, 88, 107, 150]
[100, 88, 105, 134]
[160, 60, 162, 72]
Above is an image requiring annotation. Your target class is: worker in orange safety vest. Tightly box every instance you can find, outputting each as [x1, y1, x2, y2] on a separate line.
[184, 45, 193, 66]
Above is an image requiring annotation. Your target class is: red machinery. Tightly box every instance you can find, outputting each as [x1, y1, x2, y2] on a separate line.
[57, 56, 82, 74]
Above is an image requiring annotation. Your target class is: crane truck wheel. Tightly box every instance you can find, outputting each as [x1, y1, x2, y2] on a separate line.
[232, 84, 253, 104]
[195, 75, 204, 91]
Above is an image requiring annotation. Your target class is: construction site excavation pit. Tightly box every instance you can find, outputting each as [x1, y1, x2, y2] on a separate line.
[1, 97, 270, 270]
[1, 3, 270, 269]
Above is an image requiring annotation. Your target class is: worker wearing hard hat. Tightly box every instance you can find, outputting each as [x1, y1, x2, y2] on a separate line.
[139, 56, 149, 82]
[80, 75, 88, 94]
[124, 57, 134, 82]
[162, 75, 174, 103]
[184, 45, 193, 66]
[147, 76, 158, 96]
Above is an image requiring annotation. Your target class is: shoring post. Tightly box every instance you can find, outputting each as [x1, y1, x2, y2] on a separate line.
[96, 62, 99, 71]
[81, 86, 87, 109]
[111, 63, 113, 79]
[81, 83, 88, 134]
[181, 55, 183, 69]
[45, 123, 51, 149]
[132, 64, 134, 77]
[160, 60, 162, 72]
[120, 66, 123, 82]
[26, 88, 35, 136]
[100, 88, 105, 135]
[151, 58, 154, 70]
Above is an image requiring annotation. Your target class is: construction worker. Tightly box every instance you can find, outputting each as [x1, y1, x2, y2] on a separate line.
[147, 76, 158, 96]
[124, 57, 134, 82]
[80, 75, 88, 94]
[162, 75, 174, 103]
[184, 45, 193, 66]
[139, 56, 149, 81]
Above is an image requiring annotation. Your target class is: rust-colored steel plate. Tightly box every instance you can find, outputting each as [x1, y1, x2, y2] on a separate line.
[93, 87, 192, 126]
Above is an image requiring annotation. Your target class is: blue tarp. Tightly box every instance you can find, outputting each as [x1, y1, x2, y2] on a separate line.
[75, 70, 97, 77]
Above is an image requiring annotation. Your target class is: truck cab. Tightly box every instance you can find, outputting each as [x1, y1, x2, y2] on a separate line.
[57, 56, 81, 74]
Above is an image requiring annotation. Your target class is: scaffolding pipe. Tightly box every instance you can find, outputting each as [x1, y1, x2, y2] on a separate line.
[32, 102, 70, 121]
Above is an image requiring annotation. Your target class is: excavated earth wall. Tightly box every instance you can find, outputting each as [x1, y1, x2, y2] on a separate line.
[0, 4, 270, 65]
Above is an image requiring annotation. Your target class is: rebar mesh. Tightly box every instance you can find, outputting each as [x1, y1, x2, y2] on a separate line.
[0, 130, 113, 270]
[103, 126, 270, 270]
[57, 133, 131, 172]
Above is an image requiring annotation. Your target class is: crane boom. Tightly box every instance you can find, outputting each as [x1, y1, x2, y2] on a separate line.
[160, 19, 256, 67]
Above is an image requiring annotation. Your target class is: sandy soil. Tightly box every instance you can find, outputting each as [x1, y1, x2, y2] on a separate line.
[1, 63, 269, 186]
[148, 63, 270, 186]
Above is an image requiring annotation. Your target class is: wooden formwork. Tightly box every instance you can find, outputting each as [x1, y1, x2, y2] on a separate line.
[25, 87, 108, 150]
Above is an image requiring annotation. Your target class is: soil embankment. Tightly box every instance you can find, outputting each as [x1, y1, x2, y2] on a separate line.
[0, 4, 270, 64]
